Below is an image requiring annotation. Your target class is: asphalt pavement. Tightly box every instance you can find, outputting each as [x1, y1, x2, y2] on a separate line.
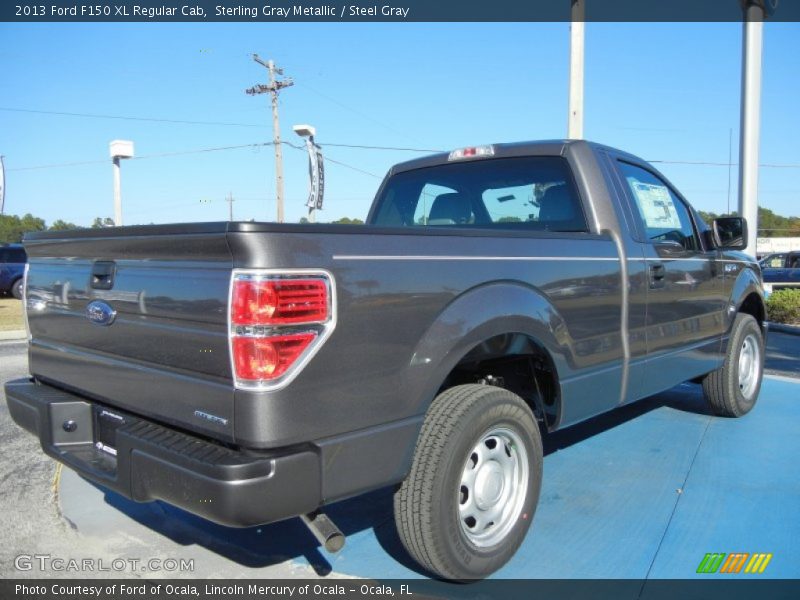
[0, 332, 797, 580]
[0, 340, 317, 580]
[765, 327, 800, 378]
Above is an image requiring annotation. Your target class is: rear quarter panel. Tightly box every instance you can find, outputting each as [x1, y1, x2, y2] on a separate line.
[226, 227, 624, 448]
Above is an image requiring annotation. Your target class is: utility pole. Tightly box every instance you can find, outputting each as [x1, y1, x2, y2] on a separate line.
[567, 0, 585, 139]
[247, 55, 293, 223]
[227, 192, 234, 221]
[727, 128, 733, 215]
[738, 0, 768, 257]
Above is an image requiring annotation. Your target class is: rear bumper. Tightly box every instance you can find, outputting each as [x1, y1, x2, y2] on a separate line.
[4, 378, 321, 528]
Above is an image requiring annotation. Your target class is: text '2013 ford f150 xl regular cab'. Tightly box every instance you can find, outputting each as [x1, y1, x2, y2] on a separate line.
[5, 140, 766, 580]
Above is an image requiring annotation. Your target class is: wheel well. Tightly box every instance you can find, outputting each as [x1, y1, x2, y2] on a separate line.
[438, 333, 559, 430]
[739, 292, 765, 329]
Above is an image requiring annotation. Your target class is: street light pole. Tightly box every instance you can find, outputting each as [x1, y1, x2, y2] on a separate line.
[737, 0, 766, 257]
[112, 156, 122, 224]
[568, 0, 585, 140]
[109, 140, 134, 226]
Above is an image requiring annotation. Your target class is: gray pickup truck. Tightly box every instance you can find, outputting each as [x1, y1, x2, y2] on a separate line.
[5, 140, 765, 580]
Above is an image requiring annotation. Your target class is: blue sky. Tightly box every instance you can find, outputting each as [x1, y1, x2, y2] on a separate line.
[1, 22, 799, 226]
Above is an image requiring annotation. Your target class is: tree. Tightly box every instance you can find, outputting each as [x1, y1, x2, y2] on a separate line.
[91, 217, 116, 228]
[298, 217, 310, 224]
[698, 208, 800, 238]
[0, 213, 46, 243]
[330, 217, 364, 225]
[49, 219, 81, 231]
[757, 207, 800, 237]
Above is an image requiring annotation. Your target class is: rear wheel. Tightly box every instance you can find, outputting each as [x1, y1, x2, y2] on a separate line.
[394, 384, 542, 580]
[11, 278, 23, 300]
[702, 313, 764, 417]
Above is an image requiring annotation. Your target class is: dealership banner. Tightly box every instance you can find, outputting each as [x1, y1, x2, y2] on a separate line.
[305, 140, 325, 211]
[2, 0, 798, 22]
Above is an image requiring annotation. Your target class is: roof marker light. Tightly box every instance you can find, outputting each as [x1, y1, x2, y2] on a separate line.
[448, 145, 495, 161]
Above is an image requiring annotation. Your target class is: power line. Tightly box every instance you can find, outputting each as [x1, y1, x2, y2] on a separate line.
[324, 156, 382, 179]
[135, 143, 273, 161]
[5, 157, 109, 172]
[283, 140, 382, 178]
[7, 139, 381, 184]
[649, 159, 800, 168]
[0, 107, 262, 128]
[3, 105, 800, 169]
[7, 143, 274, 172]
[7, 140, 800, 175]
[294, 80, 429, 147]
[321, 142, 445, 153]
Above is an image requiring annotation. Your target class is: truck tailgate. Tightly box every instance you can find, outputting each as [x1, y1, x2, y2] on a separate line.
[23, 224, 236, 442]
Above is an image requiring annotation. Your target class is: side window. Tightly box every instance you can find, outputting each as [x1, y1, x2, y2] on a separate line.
[618, 161, 700, 251]
[9, 248, 27, 263]
[763, 254, 786, 269]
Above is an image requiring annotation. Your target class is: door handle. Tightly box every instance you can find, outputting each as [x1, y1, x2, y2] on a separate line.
[91, 261, 116, 290]
[649, 263, 666, 289]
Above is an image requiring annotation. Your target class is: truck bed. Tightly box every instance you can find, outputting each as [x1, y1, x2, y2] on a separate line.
[23, 221, 624, 449]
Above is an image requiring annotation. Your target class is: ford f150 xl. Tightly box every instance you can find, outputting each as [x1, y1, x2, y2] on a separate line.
[4, 140, 766, 580]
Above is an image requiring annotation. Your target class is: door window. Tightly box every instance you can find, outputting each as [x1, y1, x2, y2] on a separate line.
[618, 162, 700, 251]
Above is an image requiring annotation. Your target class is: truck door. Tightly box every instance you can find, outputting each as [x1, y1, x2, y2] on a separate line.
[613, 160, 726, 397]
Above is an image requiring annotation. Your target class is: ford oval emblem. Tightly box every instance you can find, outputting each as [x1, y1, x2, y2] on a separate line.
[85, 300, 117, 326]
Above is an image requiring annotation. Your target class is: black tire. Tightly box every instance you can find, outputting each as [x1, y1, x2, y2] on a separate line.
[394, 384, 543, 581]
[702, 313, 764, 417]
[11, 278, 23, 300]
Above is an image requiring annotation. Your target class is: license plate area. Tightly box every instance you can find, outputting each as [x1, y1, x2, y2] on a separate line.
[94, 406, 127, 456]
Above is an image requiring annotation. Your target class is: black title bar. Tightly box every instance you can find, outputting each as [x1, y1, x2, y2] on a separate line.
[3, 0, 800, 22]
[4, 579, 800, 600]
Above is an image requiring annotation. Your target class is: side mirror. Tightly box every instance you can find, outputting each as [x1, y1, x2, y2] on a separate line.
[712, 217, 748, 250]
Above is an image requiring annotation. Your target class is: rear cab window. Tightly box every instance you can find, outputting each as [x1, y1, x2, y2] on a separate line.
[371, 156, 588, 233]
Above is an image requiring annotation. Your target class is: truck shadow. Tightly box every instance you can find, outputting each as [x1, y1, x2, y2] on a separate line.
[97, 383, 712, 578]
[541, 382, 712, 455]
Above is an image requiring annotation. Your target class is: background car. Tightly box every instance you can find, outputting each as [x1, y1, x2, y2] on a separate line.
[0, 243, 27, 299]
[760, 253, 788, 269]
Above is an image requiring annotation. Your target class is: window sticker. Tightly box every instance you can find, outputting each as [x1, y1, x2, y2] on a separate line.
[630, 180, 682, 229]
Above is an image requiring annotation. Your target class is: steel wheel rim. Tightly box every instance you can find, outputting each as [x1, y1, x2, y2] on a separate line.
[738, 333, 760, 400]
[458, 426, 529, 548]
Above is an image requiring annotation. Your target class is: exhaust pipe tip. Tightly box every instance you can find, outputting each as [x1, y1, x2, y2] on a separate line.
[323, 531, 346, 553]
[301, 511, 346, 554]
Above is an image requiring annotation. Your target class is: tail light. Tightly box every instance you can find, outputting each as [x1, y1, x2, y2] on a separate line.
[229, 270, 336, 390]
[232, 278, 328, 325]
